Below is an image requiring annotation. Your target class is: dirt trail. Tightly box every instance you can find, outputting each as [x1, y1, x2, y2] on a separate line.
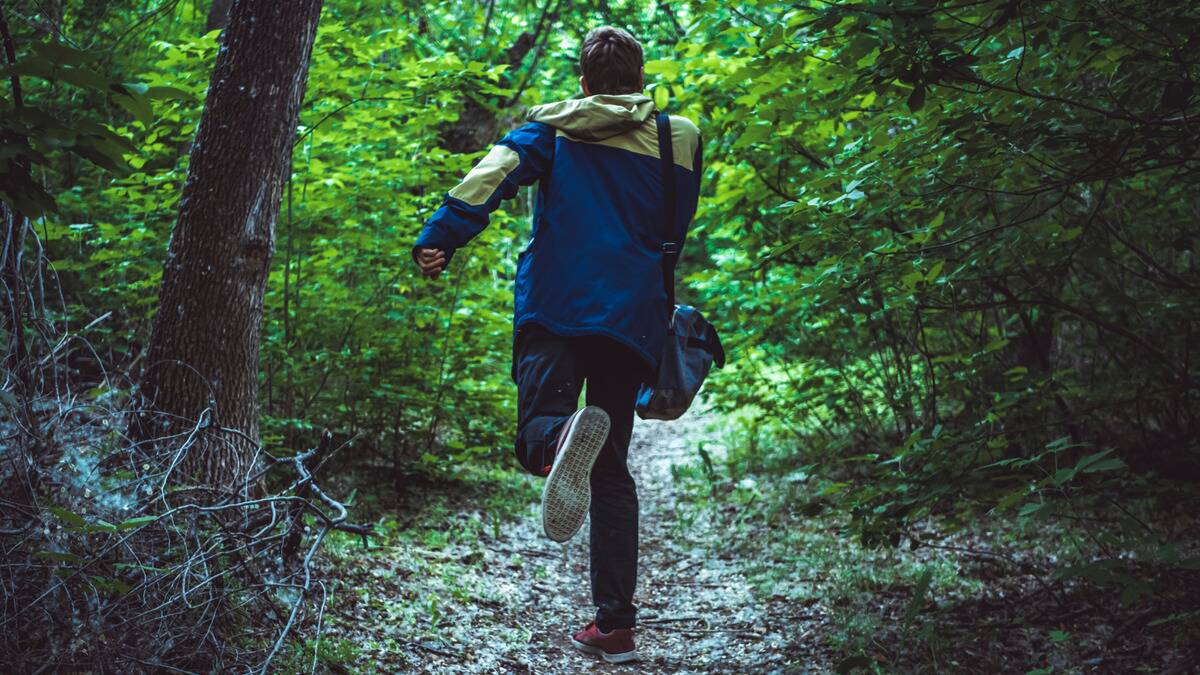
[352, 412, 830, 674]
[322, 410, 1200, 674]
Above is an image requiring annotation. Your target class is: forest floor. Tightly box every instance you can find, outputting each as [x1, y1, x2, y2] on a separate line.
[288, 411, 1200, 674]
[297, 413, 828, 673]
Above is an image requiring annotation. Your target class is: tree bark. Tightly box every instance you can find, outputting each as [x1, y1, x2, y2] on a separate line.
[133, 0, 323, 494]
[206, 0, 235, 33]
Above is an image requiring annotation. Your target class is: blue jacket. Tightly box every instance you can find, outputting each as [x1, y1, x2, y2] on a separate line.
[414, 93, 702, 369]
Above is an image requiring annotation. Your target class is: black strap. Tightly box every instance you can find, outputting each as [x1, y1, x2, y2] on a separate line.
[655, 111, 677, 315]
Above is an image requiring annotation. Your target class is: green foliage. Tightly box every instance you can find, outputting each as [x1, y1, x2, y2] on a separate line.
[4, 0, 1198, 666]
[26, 1, 541, 464]
[0, 37, 142, 216]
[274, 636, 362, 673]
[10, 0, 710, 472]
[257, 9, 523, 458]
[669, 0, 1199, 548]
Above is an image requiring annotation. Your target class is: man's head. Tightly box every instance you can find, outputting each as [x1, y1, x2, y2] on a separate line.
[579, 26, 644, 96]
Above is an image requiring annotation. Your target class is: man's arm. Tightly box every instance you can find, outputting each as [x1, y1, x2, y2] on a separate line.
[414, 122, 555, 277]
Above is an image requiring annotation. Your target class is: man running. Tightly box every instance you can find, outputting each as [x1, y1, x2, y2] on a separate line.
[413, 25, 702, 664]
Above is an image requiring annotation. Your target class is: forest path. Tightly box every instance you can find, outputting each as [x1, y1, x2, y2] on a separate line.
[328, 413, 829, 673]
[456, 413, 820, 674]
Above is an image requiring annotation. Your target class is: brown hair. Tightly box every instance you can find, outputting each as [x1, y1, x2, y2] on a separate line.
[579, 26, 644, 95]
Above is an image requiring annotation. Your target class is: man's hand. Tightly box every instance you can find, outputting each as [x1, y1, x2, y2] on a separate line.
[415, 247, 447, 278]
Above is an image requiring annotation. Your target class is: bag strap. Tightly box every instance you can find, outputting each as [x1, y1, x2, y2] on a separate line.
[655, 111, 677, 314]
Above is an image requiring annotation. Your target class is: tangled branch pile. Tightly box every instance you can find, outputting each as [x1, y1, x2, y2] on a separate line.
[1, 208, 370, 672]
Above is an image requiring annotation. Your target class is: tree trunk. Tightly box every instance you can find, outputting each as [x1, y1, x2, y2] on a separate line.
[205, 0, 234, 33]
[133, 0, 323, 494]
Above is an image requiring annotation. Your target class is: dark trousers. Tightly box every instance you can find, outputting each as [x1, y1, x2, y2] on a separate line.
[514, 324, 647, 631]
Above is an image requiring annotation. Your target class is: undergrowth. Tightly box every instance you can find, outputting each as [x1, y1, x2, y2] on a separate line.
[667, 417, 1200, 674]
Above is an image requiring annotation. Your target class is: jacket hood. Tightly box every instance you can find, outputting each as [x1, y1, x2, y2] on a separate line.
[526, 93, 655, 142]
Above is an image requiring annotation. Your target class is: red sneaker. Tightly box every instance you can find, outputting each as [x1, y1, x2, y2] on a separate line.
[571, 621, 638, 664]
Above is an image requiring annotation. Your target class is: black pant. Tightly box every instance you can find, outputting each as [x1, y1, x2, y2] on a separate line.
[514, 324, 647, 631]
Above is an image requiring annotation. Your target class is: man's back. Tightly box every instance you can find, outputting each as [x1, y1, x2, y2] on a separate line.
[516, 94, 700, 366]
[414, 93, 701, 367]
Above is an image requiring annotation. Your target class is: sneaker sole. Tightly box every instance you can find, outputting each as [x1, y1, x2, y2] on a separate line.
[571, 638, 639, 664]
[541, 406, 610, 542]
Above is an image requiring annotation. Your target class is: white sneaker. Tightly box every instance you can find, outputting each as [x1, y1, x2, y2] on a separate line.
[541, 406, 610, 542]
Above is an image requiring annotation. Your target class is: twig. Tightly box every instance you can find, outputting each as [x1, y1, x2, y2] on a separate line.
[640, 615, 707, 625]
[0, 5, 24, 108]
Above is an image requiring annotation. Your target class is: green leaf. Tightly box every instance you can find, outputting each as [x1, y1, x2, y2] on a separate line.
[31, 41, 94, 66]
[644, 59, 681, 79]
[52, 65, 109, 91]
[91, 575, 133, 595]
[901, 269, 925, 291]
[925, 260, 945, 282]
[1052, 467, 1077, 486]
[982, 338, 1010, 353]
[116, 82, 150, 95]
[110, 86, 155, 126]
[653, 84, 669, 111]
[47, 506, 87, 527]
[855, 47, 880, 69]
[1081, 458, 1125, 473]
[34, 551, 83, 563]
[907, 85, 926, 112]
[145, 85, 194, 101]
[1018, 501, 1046, 518]
[1074, 449, 1121, 473]
[733, 122, 771, 149]
[903, 567, 933, 623]
[86, 519, 119, 533]
[117, 515, 159, 531]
